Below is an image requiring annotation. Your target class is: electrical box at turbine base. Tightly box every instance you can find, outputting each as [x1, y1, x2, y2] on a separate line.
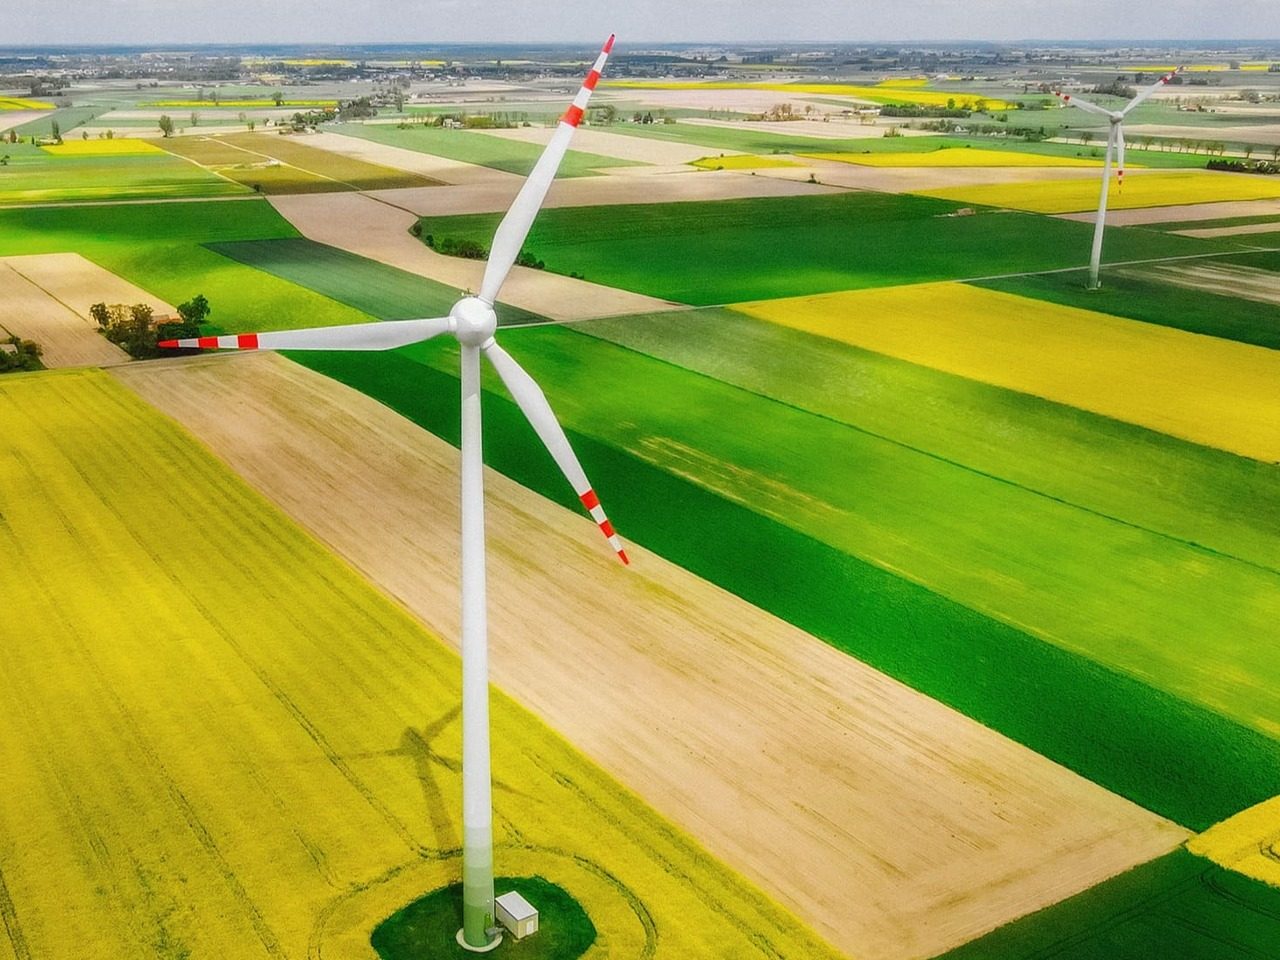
[494, 891, 538, 939]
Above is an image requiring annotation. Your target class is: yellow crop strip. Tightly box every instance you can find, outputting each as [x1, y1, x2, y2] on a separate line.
[605, 80, 1015, 110]
[914, 170, 1280, 213]
[40, 138, 165, 156]
[0, 369, 841, 960]
[734, 282, 1280, 462]
[805, 147, 1104, 168]
[0, 97, 53, 110]
[1189, 796, 1280, 887]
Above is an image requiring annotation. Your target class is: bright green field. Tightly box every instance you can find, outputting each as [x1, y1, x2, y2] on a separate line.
[973, 262, 1280, 349]
[0, 201, 371, 333]
[415, 192, 1229, 304]
[940, 849, 1280, 959]
[331, 122, 639, 178]
[0, 150, 249, 204]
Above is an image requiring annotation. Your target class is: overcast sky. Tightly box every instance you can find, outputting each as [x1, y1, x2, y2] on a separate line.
[3, 0, 1279, 46]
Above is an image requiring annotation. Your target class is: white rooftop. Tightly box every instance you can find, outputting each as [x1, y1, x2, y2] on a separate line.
[495, 890, 537, 922]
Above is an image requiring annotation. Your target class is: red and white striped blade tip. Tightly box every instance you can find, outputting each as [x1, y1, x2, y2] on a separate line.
[560, 34, 616, 128]
[158, 334, 259, 350]
[580, 488, 629, 565]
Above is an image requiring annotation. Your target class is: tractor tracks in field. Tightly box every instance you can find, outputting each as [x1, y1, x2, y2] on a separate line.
[0, 860, 31, 960]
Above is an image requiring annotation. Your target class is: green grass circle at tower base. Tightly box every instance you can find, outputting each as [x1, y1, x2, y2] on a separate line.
[371, 876, 597, 960]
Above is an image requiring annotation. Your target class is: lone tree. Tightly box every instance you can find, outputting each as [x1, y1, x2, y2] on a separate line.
[158, 114, 175, 138]
[272, 90, 285, 106]
[177, 294, 210, 326]
[49, 119, 61, 144]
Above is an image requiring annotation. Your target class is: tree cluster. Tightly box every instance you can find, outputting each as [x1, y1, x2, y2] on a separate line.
[0, 336, 42, 374]
[91, 294, 211, 360]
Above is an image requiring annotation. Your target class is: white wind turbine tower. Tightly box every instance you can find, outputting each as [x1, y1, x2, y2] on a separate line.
[161, 34, 625, 953]
[1053, 66, 1182, 289]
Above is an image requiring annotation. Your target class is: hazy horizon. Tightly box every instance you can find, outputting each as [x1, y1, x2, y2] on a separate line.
[3, 1, 1279, 47]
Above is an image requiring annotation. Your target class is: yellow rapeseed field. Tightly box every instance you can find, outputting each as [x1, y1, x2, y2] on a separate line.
[691, 154, 799, 170]
[914, 169, 1280, 213]
[734, 282, 1280, 462]
[0, 97, 53, 110]
[0, 369, 842, 960]
[605, 80, 1016, 111]
[1188, 795, 1280, 887]
[40, 138, 165, 156]
[804, 147, 1104, 168]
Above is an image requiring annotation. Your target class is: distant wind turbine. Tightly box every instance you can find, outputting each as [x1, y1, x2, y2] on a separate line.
[1053, 66, 1182, 289]
[161, 34, 624, 953]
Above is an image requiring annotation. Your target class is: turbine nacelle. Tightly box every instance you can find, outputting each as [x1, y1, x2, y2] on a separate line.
[450, 296, 498, 347]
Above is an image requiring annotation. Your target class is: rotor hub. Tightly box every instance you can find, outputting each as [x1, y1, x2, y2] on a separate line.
[451, 296, 498, 346]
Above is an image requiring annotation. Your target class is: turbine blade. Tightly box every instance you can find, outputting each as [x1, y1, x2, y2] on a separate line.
[477, 34, 615, 305]
[1116, 126, 1126, 189]
[482, 339, 629, 564]
[1052, 89, 1115, 119]
[158, 316, 452, 352]
[1123, 66, 1183, 116]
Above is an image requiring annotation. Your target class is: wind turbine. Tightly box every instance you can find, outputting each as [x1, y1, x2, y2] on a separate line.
[1053, 66, 1182, 289]
[161, 34, 625, 952]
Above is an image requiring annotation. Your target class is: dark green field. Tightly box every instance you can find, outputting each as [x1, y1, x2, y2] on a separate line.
[332, 122, 639, 178]
[974, 258, 1280, 349]
[414, 192, 1228, 304]
[208, 237, 546, 326]
[939, 850, 1280, 960]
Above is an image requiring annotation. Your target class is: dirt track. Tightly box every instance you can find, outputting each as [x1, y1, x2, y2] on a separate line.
[115, 350, 1188, 960]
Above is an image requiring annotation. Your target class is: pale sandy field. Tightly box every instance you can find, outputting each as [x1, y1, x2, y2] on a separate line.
[681, 115, 938, 139]
[1173, 220, 1280, 239]
[304, 130, 525, 185]
[1057, 197, 1280, 225]
[0, 253, 173, 367]
[605, 86, 832, 115]
[0, 109, 50, 133]
[268, 192, 682, 321]
[1125, 122, 1280, 146]
[1115, 261, 1280, 307]
[484, 124, 735, 165]
[753, 157, 1109, 192]
[115, 350, 1188, 960]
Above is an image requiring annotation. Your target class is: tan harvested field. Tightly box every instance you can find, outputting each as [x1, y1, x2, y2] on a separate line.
[609, 86, 831, 114]
[754, 157, 1108, 192]
[1126, 122, 1280, 146]
[366, 163, 841, 217]
[1171, 220, 1280, 239]
[3, 252, 173, 319]
[305, 130, 525, 185]
[0, 109, 50, 132]
[681, 116, 937, 139]
[1115, 261, 1280, 307]
[0, 254, 167, 367]
[268, 191, 682, 320]
[1057, 197, 1280, 225]
[484, 124, 734, 165]
[115, 350, 1188, 960]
